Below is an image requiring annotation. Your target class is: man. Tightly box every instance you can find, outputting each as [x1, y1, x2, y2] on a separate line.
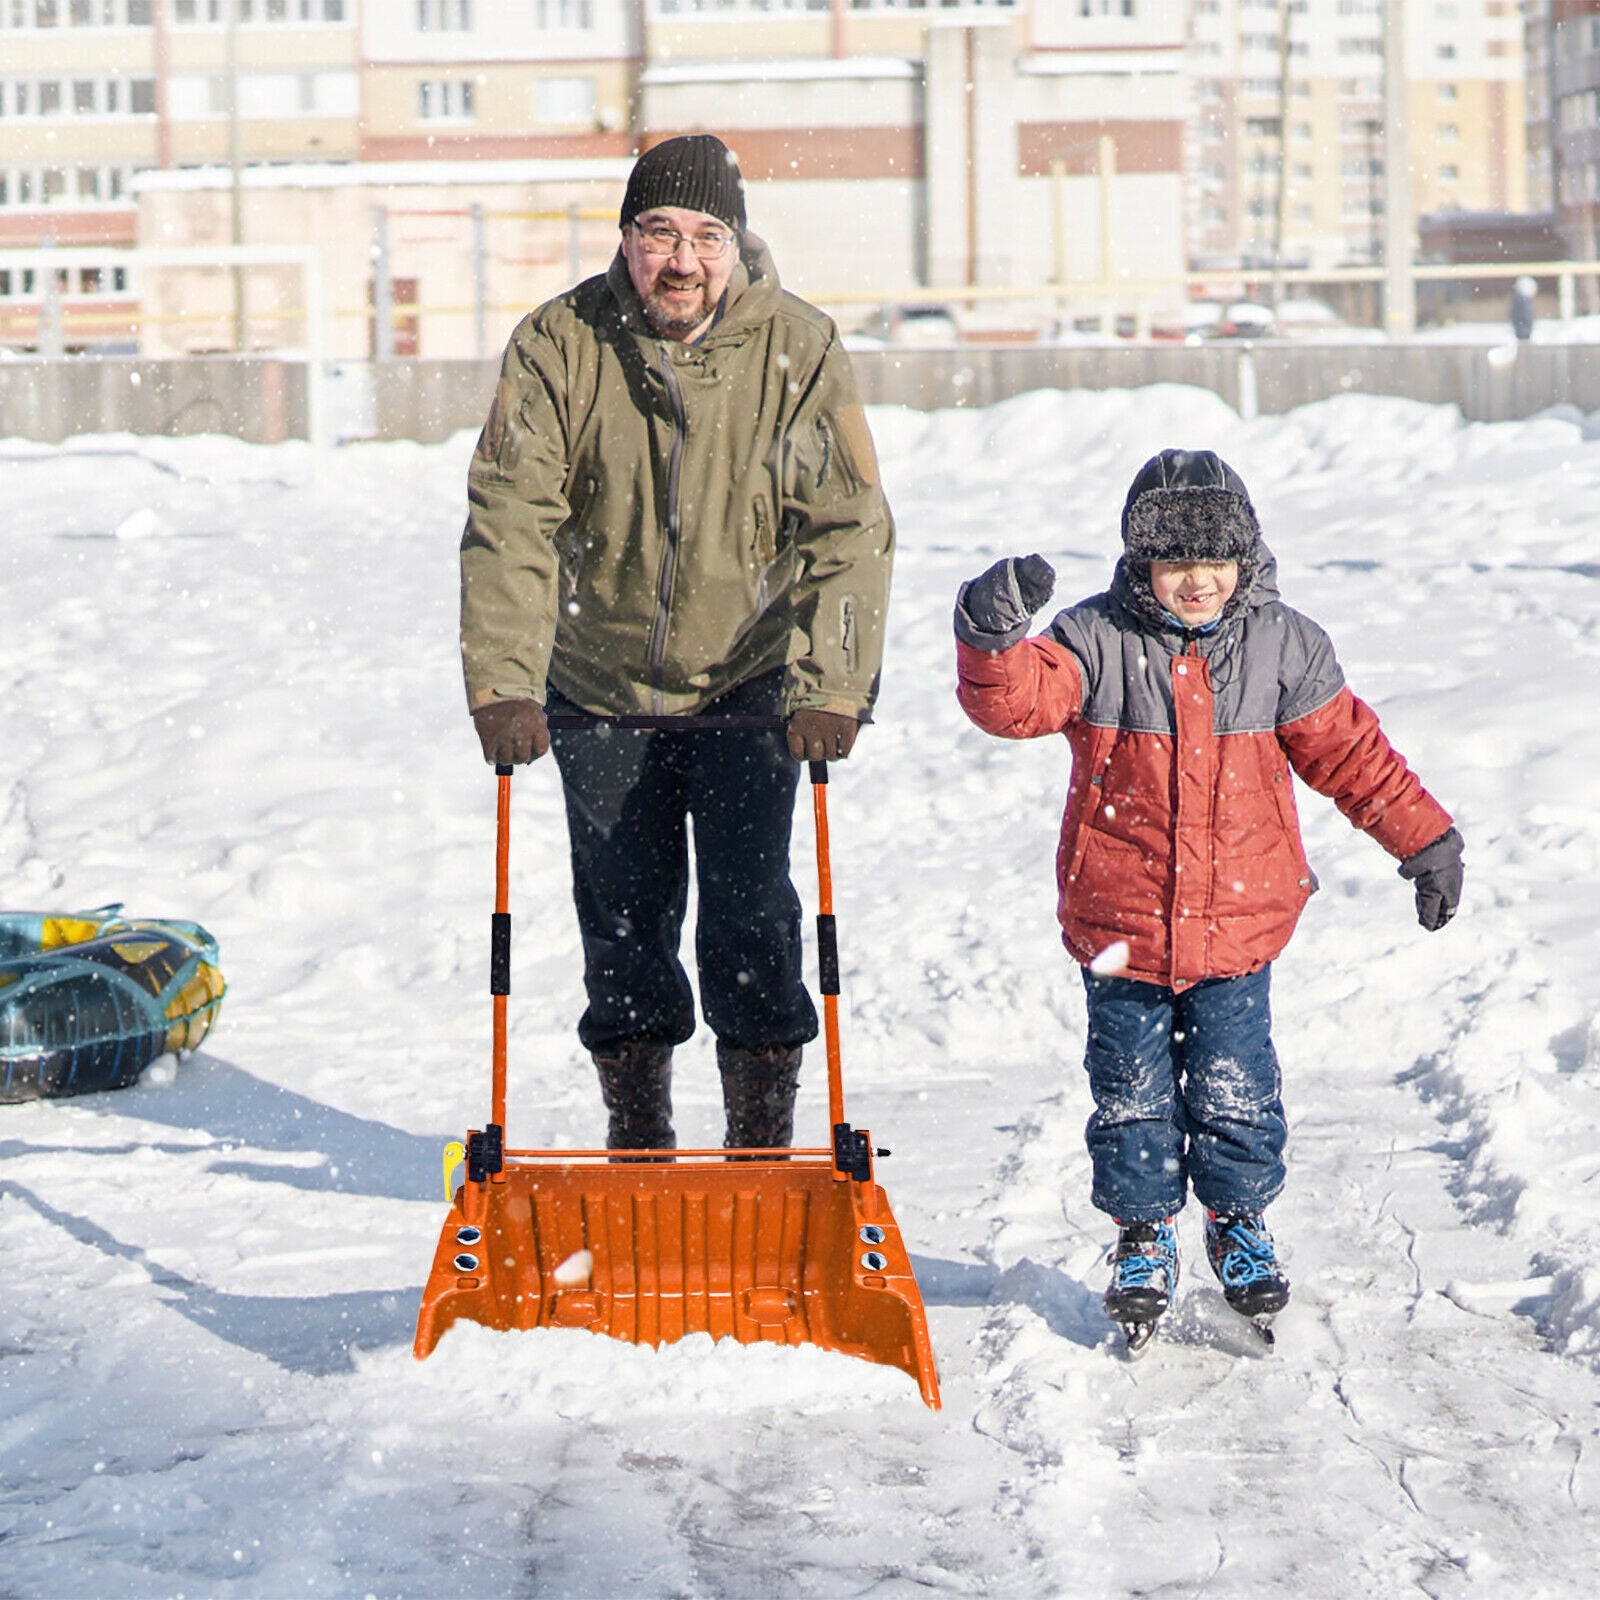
[460, 134, 894, 1154]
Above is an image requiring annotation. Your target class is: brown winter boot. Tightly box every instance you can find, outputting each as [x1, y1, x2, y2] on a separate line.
[591, 1041, 675, 1160]
[717, 1043, 802, 1158]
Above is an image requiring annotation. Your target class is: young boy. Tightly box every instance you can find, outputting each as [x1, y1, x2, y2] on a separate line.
[954, 448, 1463, 1349]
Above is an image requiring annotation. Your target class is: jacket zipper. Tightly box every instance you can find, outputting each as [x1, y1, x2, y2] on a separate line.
[649, 345, 689, 715]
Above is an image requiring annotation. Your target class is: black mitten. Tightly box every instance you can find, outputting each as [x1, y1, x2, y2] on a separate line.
[955, 555, 1056, 650]
[1398, 826, 1464, 931]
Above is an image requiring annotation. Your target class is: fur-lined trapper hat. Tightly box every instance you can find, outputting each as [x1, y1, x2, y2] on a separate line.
[1119, 448, 1262, 628]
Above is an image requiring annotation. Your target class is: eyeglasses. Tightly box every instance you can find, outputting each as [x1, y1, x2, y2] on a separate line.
[630, 222, 736, 261]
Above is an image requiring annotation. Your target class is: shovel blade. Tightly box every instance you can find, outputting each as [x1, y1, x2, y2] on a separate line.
[414, 1157, 940, 1408]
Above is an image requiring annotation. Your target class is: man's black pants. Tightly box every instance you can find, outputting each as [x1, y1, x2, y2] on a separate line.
[547, 673, 819, 1056]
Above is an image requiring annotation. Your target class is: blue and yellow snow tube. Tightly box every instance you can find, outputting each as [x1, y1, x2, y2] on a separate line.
[0, 908, 225, 1103]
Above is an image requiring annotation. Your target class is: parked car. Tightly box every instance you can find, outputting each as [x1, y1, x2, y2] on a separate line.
[1271, 297, 1348, 338]
[847, 303, 961, 348]
[1203, 301, 1278, 340]
[1152, 301, 1227, 343]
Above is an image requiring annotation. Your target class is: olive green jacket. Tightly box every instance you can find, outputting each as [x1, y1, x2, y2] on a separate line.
[460, 236, 894, 718]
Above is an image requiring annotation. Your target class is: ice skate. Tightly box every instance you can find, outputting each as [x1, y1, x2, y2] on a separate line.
[1204, 1211, 1290, 1344]
[1104, 1218, 1179, 1355]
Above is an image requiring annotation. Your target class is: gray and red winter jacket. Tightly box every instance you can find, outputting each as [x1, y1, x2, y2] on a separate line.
[956, 550, 1452, 990]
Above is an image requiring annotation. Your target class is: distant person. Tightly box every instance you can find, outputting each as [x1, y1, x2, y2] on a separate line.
[1510, 275, 1537, 342]
[459, 134, 894, 1154]
[952, 449, 1462, 1350]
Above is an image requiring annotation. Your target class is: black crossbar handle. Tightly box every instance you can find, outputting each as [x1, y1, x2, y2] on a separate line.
[544, 713, 788, 732]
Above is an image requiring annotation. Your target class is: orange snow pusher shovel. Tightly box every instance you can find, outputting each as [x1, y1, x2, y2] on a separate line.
[413, 715, 941, 1409]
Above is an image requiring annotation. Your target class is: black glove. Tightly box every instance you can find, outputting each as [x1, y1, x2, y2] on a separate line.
[1398, 826, 1464, 931]
[471, 699, 550, 765]
[955, 555, 1056, 650]
[787, 708, 859, 762]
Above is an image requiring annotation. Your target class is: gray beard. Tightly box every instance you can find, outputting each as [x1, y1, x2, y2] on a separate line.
[641, 277, 712, 339]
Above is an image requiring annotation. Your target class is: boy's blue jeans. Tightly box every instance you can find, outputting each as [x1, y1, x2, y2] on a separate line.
[1080, 965, 1287, 1224]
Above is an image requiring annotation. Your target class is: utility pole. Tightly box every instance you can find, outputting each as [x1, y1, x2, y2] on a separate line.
[372, 205, 394, 361]
[472, 202, 488, 361]
[1382, 0, 1415, 336]
[228, 0, 248, 352]
[1271, 0, 1293, 308]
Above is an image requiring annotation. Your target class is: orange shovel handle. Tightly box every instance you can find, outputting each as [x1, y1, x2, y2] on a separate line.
[808, 762, 848, 1133]
[491, 764, 512, 1136]
[484, 739, 862, 1176]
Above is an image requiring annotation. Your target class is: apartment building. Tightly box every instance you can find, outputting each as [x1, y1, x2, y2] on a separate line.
[1188, 0, 1526, 272]
[129, 1, 1192, 353]
[1552, 0, 1600, 259]
[640, 0, 1189, 306]
[359, 0, 638, 162]
[0, 0, 361, 345]
[1526, 0, 1554, 212]
[0, 0, 1545, 354]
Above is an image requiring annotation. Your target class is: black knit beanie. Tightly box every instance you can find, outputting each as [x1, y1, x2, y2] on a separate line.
[1119, 448, 1262, 626]
[620, 134, 747, 232]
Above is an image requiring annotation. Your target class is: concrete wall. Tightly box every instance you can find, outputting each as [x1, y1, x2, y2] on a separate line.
[0, 357, 309, 445]
[4, 346, 1598, 446]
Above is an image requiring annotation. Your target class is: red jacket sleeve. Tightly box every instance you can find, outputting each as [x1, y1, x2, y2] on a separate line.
[1277, 686, 1452, 860]
[956, 636, 1085, 739]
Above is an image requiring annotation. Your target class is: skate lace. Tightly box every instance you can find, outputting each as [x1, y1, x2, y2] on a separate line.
[1211, 1219, 1280, 1289]
[1112, 1225, 1176, 1291]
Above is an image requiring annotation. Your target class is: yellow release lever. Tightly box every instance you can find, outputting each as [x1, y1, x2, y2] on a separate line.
[442, 1140, 466, 1200]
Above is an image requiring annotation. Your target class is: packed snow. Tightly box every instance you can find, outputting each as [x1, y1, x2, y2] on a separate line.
[3, 382, 1598, 1597]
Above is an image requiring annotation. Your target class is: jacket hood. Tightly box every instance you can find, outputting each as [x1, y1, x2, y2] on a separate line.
[605, 230, 783, 344]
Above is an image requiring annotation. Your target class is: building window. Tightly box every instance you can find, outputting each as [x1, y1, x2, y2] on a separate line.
[72, 78, 95, 112]
[1437, 82, 1457, 102]
[535, 76, 595, 124]
[1079, 0, 1135, 15]
[537, 0, 591, 23]
[418, 0, 472, 26]
[130, 76, 154, 113]
[418, 79, 475, 120]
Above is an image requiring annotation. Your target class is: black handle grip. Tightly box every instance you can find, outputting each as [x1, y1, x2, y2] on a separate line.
[816, 913, 840, 995]
[490, 912, 511, 995]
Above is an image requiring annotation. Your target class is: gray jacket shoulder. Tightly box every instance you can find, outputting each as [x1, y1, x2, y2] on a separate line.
[1250, 600, 1345, 724]
[1044, 591, 1345, 733]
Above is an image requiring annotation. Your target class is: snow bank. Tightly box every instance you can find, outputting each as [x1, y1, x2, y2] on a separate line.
[3, 388, 1598, 1596]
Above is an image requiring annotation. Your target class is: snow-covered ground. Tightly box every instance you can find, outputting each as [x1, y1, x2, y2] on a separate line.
[3, 385, 1598, 1597]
